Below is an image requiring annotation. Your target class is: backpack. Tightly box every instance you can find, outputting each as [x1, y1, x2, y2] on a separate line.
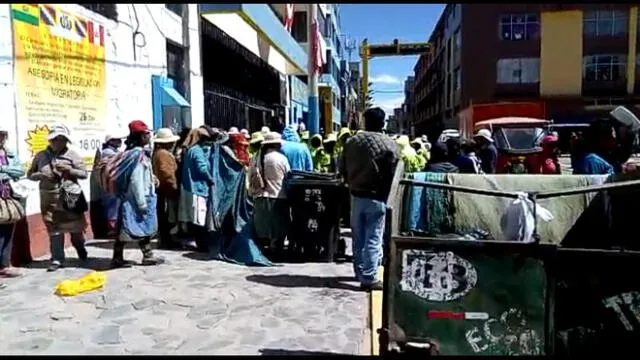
[95, 153, 121, 195]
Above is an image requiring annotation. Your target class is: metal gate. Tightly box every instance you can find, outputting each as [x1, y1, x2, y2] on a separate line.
[203, 86, 273, 133]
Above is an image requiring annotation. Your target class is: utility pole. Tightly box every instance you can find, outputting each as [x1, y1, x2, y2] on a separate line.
[307, 4, 320, 135]
[344, 35, 356, 62]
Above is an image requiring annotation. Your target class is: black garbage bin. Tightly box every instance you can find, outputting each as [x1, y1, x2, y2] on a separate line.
[288, 175, 342, 262]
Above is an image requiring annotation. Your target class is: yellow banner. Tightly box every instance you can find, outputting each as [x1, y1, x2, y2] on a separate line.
[12, 4, 106, 166]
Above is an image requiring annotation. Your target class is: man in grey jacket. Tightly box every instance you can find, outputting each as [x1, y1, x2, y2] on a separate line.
[340, 107, 400, 291]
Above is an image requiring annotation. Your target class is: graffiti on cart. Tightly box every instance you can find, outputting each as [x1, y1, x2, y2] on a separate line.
[465, 308, 542, 355]
[603, 291, 640, 331]
[400, 250, 477, 302]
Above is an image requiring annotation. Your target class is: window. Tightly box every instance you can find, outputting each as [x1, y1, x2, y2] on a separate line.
[80, 4, 117, 21]
[583, 54, 626, 81]
[166, 40, 185, 96]
[499, 14, 539, 40]
[453, 28, 461, 64]
[325, 15, 332, 38]
[584, 10, 628, 37]
[455, 28, 462, 49]
[323, 50, 332, 74]
[292, 11, 307, 42]
[166, 4, 183, 16]
[496, 58, 540, 84]
[317, 6, 326, 37]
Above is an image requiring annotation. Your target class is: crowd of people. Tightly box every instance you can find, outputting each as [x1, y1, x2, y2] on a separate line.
[0, 107, 635, 290]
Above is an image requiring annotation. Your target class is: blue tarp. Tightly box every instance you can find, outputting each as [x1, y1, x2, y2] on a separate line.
[207, 144, 273, 266]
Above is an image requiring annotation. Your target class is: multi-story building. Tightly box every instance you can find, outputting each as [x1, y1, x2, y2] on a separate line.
[1, 4, 204, 260]
[291, 4, 344, 133]
[403, 76, 415, 136]
[348, 61, 362, 128]
[412, 4, 640, 139]
[200, 4, 308, 131]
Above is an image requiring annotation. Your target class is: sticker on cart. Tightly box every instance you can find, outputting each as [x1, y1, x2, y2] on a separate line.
[400, 250, 478, 302]
[427, 311, 489, 320]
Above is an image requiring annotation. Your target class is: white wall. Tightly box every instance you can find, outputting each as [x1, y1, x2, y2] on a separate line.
[0, 4, 204, 216]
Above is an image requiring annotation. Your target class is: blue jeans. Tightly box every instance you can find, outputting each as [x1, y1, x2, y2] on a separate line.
[350, 196, 386, 285]
[0, 223, 15, 268]
[50, 232, 86, 263]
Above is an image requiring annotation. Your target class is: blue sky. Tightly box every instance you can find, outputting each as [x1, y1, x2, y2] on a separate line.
[340, 4, 445, 116]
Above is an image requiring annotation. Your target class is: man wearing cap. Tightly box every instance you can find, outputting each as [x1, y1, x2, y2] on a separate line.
[323, 133, 339, 173]
[474, 129, 498, 174]
[340, 107, 400, 291]
[309, 134, 330, 173]
[27, 124, 89, 272]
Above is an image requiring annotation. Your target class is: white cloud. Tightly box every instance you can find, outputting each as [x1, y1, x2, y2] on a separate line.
[374, 96, 405, 118]
[370, 74, 402, 85]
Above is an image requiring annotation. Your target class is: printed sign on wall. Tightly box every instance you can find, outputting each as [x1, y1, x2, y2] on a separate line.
[11, 4, 106, 166]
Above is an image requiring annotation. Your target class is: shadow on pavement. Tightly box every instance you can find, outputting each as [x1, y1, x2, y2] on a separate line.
[259, 348, 350, 356]
[20, 256, 116, 271]
[182, 251, 210, 261]
[246, 274, 361, 291]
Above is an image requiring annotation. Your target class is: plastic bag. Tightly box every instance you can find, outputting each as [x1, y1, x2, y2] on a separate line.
[54, 271, 106, 297]
[502, 192, 554, 243]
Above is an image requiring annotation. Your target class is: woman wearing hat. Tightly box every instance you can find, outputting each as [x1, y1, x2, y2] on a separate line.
[248, 132, 264, 158]
[178, 125, 225, 252]
[0, 126, 25, 278]
[90, 129, 127, 238]
[474, 129, 498, 174]
[110, 120, 164, 268]
[248, 132, 291, 254]
[152, 128, 181, 249]
[27, 124, 89, 272]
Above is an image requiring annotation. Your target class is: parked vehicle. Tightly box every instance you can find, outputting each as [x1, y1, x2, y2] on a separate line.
[474, 117, 550, 174]
[437, 129, 460, 144]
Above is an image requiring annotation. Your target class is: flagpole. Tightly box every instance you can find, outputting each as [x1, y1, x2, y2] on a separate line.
[307, 3, 320, 135]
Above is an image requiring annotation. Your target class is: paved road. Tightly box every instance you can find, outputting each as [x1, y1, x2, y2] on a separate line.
[0, 240, 367, 355]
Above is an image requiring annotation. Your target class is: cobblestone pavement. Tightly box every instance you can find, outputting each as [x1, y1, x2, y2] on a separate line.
[0, 240, 367, 355]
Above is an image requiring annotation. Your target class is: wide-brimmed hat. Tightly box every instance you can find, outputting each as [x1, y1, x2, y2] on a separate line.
[228, 127, 239, 135]
[260, 126, 271, 135]
[249, 132, 264, 145]
[153, 128, 180, 143]
[473, 129, 494, 143]
[261, 132, 282, 145]
[240, 128, 250, 139]
[323, 133, 337, 143]
[46, 124, 72, 142]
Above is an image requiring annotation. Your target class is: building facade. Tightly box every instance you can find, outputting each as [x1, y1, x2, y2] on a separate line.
[403, 76, 415, 136]
[199, 4, 307, 132]
[1, 4, 203, 259]
[412, 3, 640, 140]
[291, 4, 345, 133]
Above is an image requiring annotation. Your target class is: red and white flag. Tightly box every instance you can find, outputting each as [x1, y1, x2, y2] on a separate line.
[87, 20, 105, 46]
[284, 4, 295, 32]
[311, 19, 326, 74]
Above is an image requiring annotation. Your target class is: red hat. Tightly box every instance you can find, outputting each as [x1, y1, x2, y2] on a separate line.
[128, 120, 150, 133]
